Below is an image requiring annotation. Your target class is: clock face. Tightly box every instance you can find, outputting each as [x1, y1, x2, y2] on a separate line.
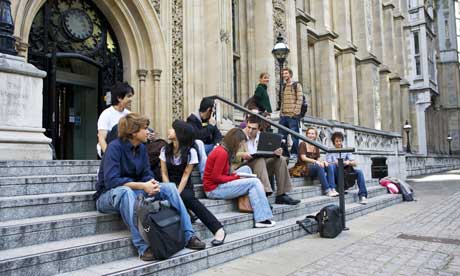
[62, 9, 94, 41]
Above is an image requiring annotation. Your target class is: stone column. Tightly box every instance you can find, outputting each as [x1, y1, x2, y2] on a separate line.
[350, 0, 374, 58]
[337, 49, 359, 125]
[390, 74, 402, 132]
[296, 11, 312, 115]
[382, 3, 396, 71]
[400, 80, 410, 131]
[393, 13, 406, 76]
[356, 57, 381, 129]
[314, 35, 338, 120]
[379, 66, 392, 130]
[413, 91, 431, 155]
[333, 0, 353, 47]
[0, 53, 51, 159]
[137, 69, 148, 115]
[371, 0, 384, 63]
[151, 69, 164, 135]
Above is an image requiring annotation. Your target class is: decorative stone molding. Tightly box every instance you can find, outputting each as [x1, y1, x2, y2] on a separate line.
[220, 30, 231, 44]
[356, 55, 381, 66]
[151, 0, 160, 17]
[406, 155, 460, 177]
[171, 0, 183, 120]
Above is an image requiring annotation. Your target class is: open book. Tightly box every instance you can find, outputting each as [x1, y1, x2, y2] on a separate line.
[236, 172, 258, 178]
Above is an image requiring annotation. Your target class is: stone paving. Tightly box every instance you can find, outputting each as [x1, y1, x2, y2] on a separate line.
[291, 192, 460, 276]
[194, 171, 460, 276]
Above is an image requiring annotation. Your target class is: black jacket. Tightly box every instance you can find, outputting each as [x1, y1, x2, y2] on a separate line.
[186, 113, 222, 145]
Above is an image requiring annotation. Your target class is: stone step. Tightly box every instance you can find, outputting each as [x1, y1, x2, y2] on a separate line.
[0, 185, 387, 250]
[0, 193, 401, 276]
[0, 174, 97, 197]
[0, 160, 100, 177]
[0, 179, 382, 222]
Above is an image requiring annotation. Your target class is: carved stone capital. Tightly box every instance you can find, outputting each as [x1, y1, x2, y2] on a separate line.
[151, 69, 162, 81]
[137, 69, 148, 81]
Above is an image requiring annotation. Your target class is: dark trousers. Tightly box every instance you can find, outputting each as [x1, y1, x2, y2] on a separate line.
[180, 187, 223, 234]
[279, 116, 300, 155]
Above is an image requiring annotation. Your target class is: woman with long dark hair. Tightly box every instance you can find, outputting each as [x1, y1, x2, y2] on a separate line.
[160, 120, 226, 246]
[203, 128, 275, 228]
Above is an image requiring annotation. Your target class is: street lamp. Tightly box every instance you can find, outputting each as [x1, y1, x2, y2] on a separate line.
[447, 134, 452, 155]
[272, 33, 289, 110]
[0, 0, 17, 55]
[403, 120, 412, 153]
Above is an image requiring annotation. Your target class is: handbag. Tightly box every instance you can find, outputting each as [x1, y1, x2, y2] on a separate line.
[237, 195, 253, 213]
[289, 162, 308, 177]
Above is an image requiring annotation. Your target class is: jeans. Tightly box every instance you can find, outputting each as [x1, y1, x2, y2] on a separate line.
[204, 144, 215, 155]
[279, 116, 300, 155]
[329, 164, 368, 197]
[96, 183, 195, 256]
[206, 166, 273, 222]
[308, 163, 336, 191]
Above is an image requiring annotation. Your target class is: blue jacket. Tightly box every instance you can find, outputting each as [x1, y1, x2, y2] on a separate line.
[95, 138, 154, 199]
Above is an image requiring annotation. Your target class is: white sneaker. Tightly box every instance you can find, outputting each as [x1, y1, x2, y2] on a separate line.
[327, 190, 336, 197]
[255, 220, 276, 228]
[359, 196, 368, 205]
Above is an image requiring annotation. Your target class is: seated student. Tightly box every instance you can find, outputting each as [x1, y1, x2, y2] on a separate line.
[97, 82, 133, 157]
[326, 131, 368, 205]
[94, 113, 206, 262]
[160, 120, 226, 246]
[187, 97, 222, 155]
[289, 127, 338, 197]
[234, 116, 300, 205]
[203, 128, 276, 228]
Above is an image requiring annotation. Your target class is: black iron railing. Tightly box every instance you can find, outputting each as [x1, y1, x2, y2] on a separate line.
[211, 95, 354, 230]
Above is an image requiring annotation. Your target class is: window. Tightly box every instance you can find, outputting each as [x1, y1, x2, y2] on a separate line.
[427, 36, 435, 81]
[408, 0, 417, 9]
[413, 32, 421, 76]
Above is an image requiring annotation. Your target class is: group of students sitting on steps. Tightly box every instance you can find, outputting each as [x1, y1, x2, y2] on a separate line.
[94, 82, 367, 262]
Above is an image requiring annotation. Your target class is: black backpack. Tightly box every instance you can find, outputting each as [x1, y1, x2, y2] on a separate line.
[313, 205, 343, 238]
[344, 165, 357, 190]
[279, 81, 308, 118]
[135, 195, 185, 260]
[396, 180, 414, 201]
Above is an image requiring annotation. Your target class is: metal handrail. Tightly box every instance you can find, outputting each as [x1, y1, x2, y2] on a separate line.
[211, 94, 351, 230]
[210, 95, 354, 153]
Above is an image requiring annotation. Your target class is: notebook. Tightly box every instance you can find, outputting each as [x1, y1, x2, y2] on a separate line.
[251, 132, 283, 158]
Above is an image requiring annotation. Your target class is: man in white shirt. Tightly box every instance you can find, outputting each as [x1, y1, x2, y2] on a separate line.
[97, 82, 133, 157]
[237, 116, 300, 205]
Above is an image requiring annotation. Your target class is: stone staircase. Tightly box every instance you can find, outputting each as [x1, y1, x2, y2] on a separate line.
[0, 160, 403, 276]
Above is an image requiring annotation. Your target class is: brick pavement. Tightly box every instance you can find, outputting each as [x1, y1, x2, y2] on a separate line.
[290, 192, 460, 276]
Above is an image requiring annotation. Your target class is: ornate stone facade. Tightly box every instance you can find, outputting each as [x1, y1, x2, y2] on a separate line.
[171, 0, 184, 120]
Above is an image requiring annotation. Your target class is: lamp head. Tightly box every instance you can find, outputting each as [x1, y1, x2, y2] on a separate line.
[271, 33, 290, 63]
[403, 120, 412, 131]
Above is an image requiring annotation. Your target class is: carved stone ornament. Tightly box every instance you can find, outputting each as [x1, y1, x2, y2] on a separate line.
[272, 0, 287, 99]
[151, 0, 160, 17]
[171, 0, 183, 120]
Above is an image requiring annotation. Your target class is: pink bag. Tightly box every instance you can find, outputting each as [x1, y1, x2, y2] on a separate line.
[379, 179, 399, 194]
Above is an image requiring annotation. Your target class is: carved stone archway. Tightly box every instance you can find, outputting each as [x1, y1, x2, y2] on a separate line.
[11, 0, 172, 138]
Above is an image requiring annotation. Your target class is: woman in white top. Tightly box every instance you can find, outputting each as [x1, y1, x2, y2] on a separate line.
[160, 120, 226, 246]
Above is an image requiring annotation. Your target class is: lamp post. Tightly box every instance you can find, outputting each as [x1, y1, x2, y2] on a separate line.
[271, 33, 289, 110]
[403, 120, 412, 153]
[447, 134, 452, 155]
[0, 0, 17, 55]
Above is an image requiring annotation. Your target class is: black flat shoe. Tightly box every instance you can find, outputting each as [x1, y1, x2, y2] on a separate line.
[211, 231, 227, 246]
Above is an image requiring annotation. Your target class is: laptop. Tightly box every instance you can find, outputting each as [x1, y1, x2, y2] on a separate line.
[251, 132, 283, 158]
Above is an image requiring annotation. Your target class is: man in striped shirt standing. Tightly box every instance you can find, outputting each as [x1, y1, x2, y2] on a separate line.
[279, 67, 303, 158]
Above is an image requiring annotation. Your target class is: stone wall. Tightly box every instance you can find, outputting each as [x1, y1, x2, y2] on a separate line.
[406, 154, 460, 177]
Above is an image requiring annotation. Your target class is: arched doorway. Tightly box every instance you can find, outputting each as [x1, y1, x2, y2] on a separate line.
[27, 0, 123, 159]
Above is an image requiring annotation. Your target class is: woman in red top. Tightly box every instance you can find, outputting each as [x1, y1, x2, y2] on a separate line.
[203, 128, 275, 228]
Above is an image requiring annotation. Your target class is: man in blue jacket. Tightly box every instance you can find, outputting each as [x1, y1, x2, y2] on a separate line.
[95, 113, 205, 261]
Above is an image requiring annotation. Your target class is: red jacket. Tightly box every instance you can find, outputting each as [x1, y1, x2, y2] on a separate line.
[203, 146, 239, 192]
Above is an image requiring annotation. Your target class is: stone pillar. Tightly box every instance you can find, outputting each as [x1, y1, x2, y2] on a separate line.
[296, 11, 312, 115]
[337, 49, 359, 125]
[350, 0, 374, 58]
[400, 80, 410, 131]
[356, 57, 381, 129]
[382, 3, 396, 71]
[314, 35, 338, 120]
[371, 0, 384, 62]
[393, 14, 406, 76]
[0, 53, 51, 159]
[390, 74, 402, 132]
[137, 69, 148, 115]
[151, 69, 163, 135]
[333, 0, 353, 47]
[379, 66, 392, 130]
[413, 91, 431, 155]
